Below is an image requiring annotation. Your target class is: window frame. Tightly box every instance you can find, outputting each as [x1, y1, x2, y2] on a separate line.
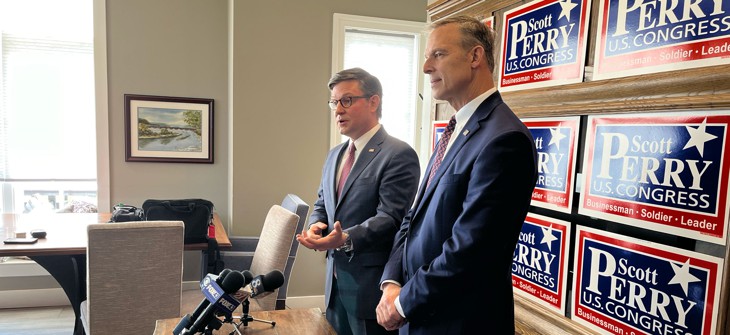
[93, 0, 110, 213]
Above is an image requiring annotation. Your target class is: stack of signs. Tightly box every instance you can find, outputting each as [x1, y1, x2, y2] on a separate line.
[512, 213, 572, 314]
[578, 112, 730, 245]
[572, 226, 722, 335]
[499, 0, 591, 91]
[592, 0, 730, 80]
[523, 116, 580, 213]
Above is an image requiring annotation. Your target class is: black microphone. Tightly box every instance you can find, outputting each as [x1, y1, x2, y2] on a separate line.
[249, 270, 285, 299]
[182, 271, 245, 335]
[241, 270, 254, 286]
[173, 269, 232, 335]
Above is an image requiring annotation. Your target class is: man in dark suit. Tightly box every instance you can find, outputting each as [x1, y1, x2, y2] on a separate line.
[376, 16, 538, 334]
[297, 68, 420, 335]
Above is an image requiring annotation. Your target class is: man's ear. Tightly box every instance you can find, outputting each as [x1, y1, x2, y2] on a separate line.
[369, 94, 381, 112]
[470, 46, 485, 69]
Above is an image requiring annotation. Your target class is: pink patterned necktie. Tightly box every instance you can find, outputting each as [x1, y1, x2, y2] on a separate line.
[337, 142, 356, 199]
[427, 116, 457, 188]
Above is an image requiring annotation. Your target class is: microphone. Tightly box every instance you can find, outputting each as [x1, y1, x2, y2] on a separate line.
[180, 271, 245, 335]
[173, 269, 232, 335]
[241, 270, 254, 285]
[249, 270, 285, 299]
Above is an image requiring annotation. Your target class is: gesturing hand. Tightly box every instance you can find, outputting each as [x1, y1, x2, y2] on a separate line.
[296, 221, 347, 252]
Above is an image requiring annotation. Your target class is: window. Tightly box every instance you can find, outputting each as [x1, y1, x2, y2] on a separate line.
[0, 0, 107, 213]
[332, 14, 430, 160]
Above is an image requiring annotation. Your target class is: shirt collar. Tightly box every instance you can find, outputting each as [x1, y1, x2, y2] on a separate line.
[454, 87, 497, 125]
[350, 124, 381, 152]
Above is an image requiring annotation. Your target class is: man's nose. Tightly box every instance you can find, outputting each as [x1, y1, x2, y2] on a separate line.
[423, 59, 433, 74]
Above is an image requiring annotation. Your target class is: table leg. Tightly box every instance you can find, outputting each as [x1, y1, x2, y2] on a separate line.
[30, 255, 87, 335]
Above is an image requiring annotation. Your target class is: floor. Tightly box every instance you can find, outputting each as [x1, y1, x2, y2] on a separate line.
[0, 289, 265, 335]
[0, 305, 74, 335]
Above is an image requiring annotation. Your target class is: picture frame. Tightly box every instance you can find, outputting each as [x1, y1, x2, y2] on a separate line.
[124, 94, 214, 163]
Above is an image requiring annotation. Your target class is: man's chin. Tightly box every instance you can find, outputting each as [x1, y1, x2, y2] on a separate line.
[430, 88, 444, 100]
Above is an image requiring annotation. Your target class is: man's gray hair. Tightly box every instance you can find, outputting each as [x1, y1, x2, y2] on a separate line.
[431, 16, 496, 73]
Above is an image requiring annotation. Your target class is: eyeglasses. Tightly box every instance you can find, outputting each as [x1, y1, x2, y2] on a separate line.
[328, 95, 370, 110]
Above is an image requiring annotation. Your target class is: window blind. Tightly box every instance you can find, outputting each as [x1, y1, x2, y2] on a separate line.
[1, 33, 95, 180]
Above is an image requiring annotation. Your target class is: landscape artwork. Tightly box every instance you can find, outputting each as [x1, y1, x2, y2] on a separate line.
[124, 94, 214, 163]
[137, 107, 203, 153]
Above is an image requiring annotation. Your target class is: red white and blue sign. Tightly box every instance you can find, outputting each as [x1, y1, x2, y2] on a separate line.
[431, 120, 448, 151]
[593, 0, 730, 80]
[571, 226, 723, 335]
[523, 116, 581, 213]
[512, 213, 572, 314]
[499, 0, 592, 91]
[578, 112, 730, 245]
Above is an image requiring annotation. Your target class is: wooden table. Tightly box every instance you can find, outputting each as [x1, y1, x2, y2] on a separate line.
[154, 308, 336, 335]
[0, 212, 231, 335]
[0, 213, 230, 256]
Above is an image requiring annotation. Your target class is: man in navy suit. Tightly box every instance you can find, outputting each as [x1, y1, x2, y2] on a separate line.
[297, 68, 420, 335]
[376, 16, 537, 334]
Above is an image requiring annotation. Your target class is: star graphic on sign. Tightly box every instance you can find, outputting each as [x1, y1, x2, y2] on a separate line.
[548, 127, 567, 150]
[540, 225, 558, 252]
[683, 118, 717, 157]
[668, 259, 701, 296]
[558, 0, 578, 22]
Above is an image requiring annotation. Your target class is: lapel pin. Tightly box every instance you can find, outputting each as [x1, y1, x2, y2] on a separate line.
[463, 130, 470, 136]
[368, 148, 375, 152]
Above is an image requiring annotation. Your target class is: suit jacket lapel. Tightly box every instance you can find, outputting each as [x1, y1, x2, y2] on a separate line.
[411, 93, 504, 221]
[336, 127, 387, 210]
[327, 142, 348, 214]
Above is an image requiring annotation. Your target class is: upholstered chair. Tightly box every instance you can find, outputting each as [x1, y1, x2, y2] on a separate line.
[80, 221, 184, 334]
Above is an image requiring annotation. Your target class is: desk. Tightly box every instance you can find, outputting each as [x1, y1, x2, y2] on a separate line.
[153, 308, 336, 335]
[0, 212, 231, 335]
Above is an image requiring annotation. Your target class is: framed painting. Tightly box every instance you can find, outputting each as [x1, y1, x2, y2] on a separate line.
[124, 94, 214, 163]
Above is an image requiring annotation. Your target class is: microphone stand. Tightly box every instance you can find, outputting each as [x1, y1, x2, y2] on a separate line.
[228, 298, 276, 335]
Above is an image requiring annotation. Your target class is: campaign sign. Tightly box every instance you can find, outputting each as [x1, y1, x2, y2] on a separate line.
[431, 120, 448, 151]
[593, 0, 730, 80]
[512, 213, 572, 314]
[578, 112, 730, 245]
[482, 16, 494, 29]
[523, 116, 580, 213]
[571, 226, 723, 335]
[499, 0, 592, 91]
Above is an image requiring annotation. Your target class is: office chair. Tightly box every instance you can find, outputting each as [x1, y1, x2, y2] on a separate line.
[80, 221, 184, 335]
[185, 195, 305, 313]
[244, 203, 301, 310]
[275, 193, 309, 309]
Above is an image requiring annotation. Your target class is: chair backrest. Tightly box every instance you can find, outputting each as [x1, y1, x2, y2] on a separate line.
[249, 204, 300, 311]
[276, 193, 309, 309]
[83, 221, 184, 335]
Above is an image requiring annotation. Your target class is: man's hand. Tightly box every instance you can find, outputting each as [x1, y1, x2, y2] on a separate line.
[376, 283, 406, 330]
[296, 222, 327, 251]
[296, 221, 347, 252]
